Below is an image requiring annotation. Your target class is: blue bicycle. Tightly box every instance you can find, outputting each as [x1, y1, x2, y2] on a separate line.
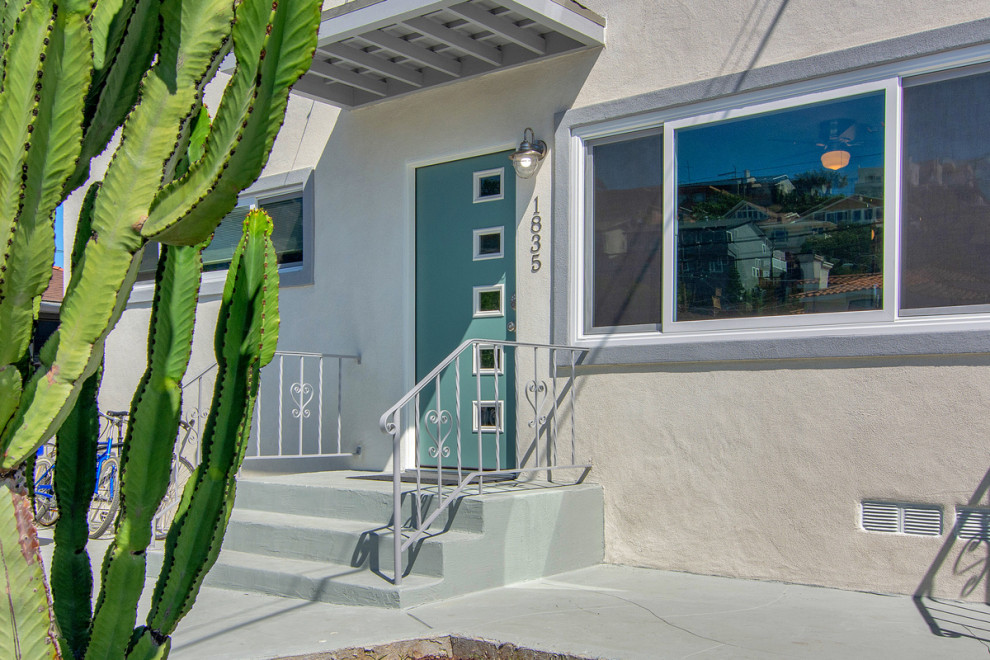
[89, 411, 124, 538]
[31, 410, 124, 538]
[32, 445, 57, 527]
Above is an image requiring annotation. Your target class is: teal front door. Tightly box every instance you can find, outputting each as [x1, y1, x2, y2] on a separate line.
[416, 151, 515, 471]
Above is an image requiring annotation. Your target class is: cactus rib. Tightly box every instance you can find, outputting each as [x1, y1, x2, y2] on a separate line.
[86, 239, 204, 660]
[144, 209, 278, 643]
[0, 0, 235, 468]
[143, 0, 321, 245]
[51, 366, 101, 660]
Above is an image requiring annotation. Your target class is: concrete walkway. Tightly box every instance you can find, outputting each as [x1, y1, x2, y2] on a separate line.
[167, 566, 988, 659]
[38, 530, 990, 659]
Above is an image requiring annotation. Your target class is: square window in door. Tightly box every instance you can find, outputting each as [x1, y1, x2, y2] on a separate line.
[473, 226, 504, 260]
[473, 168, 504, 203]
[472, 401, 504, 432]
[473, 284, 504, 317]
[472, 344, 504, 374]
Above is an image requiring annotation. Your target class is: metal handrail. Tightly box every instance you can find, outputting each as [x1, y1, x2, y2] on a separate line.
[379, 338, 581, 433]
[381, 338, 589, 586]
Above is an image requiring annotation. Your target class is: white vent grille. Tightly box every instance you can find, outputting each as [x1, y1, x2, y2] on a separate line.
[861, 501, 941, 536]
[903, 507, 942, 536]
[862, 502, 899, 533]
[956, 508, 990, 540]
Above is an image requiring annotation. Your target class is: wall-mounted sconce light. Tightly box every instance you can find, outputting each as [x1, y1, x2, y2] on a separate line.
[509, 128, 547, 178]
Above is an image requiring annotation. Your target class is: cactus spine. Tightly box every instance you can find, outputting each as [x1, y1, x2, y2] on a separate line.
[0, 0, 320, 657]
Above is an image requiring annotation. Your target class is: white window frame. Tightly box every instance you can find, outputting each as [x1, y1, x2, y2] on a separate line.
[472, 343, 504, 375]
[473, 226, 504, 261]
[473, 284, 505, 318]
[660, 79, 897, 336]
[472, 400, 505, 432]
[473, 168, 504, 203]
[568, 58, 990, 349]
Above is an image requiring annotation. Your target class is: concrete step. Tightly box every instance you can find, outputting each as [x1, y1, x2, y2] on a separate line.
[223, 508, 480, 577]
[146, 548, 446, 608]
[199, 471, 605, 607]
[234, 473, 482, 532]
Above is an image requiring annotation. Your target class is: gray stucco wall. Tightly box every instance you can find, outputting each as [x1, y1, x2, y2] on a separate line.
[88, 1, 990, 599]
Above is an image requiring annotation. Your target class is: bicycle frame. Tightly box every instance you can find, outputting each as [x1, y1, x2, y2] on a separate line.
[33, 445, 55, 503]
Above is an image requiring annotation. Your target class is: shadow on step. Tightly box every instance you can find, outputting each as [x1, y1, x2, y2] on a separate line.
[349, 491, 465, 582]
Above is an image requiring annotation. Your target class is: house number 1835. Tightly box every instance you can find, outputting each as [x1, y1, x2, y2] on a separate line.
[530, 197, 542, 272]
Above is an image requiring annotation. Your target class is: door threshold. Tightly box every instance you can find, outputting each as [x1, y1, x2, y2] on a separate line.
[351, 470, 516, 486]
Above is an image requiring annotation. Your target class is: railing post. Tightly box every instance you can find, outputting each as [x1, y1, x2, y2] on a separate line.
[392, 413, 403, 586]
[435, 373, 443, 507]
[533, 345, 539, 469]
[570, 349, 577, 465]
[336, 356, 343, 454]
[455, 354, 462, 484]
[493, 347, 500, 473]
[550, 347, 559, 482]
[297, 355, 305, 455]
[414, 392, 423, 530]
[475, 342, 483, 495]
[317, 355, 324, 455]
[278, 355, 284, 457]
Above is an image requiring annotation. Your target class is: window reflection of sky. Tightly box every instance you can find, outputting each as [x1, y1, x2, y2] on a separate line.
[677, 92, 885, 194]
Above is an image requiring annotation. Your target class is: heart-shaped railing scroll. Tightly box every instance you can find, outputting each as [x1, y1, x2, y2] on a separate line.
[525, 379, 552, 429]
[424, 409, 453, 459]
[290, 382, 314, 419]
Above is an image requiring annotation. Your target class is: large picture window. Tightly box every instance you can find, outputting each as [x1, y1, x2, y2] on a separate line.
[673, 91, 885, 322]
[572, 62, 990, 343]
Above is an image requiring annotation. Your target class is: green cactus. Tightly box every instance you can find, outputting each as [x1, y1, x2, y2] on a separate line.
[0, 0, 319, 657]
[137, 207, 279, 656]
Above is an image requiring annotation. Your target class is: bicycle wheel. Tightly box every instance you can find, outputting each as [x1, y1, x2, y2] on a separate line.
[154, 455, 195, 540]
[33, 458, 59, 527]
[88, 456, 120, 539]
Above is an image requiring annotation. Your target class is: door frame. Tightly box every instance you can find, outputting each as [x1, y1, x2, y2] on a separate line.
[400, 142, 518, 471]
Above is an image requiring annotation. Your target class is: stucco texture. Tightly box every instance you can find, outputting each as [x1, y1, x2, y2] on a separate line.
[577, 354, 990, 599]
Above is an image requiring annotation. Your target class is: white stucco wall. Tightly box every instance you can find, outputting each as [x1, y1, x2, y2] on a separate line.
[88, 1, 990, 598]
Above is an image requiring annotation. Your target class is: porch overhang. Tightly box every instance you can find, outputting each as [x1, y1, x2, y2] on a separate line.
[293, 0, 605, 108]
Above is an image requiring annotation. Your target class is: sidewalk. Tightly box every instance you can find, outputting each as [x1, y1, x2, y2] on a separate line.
[155, 566, 990, 659]
[38, 530, 990, 659]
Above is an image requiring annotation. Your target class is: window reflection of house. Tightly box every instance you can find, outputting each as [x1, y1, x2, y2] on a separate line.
[793, 273, 882, 312]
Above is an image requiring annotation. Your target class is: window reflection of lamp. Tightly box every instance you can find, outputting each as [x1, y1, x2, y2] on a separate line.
[818, 118, 855, 170]
[821, 149, 851, 170]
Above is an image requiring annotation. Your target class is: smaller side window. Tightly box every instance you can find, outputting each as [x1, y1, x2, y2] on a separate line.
[138, 182, 311, 286]
[202, 193, 304, 272]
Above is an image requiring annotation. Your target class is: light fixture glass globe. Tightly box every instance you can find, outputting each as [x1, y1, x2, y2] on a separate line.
[512, 153, 539, 178]
[510, 128, 547, 178]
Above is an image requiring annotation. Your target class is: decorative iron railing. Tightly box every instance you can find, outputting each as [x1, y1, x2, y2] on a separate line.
[251, 350, 361, 460]
[153, 350, 360, 537]
[379, 339, 589, 586]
